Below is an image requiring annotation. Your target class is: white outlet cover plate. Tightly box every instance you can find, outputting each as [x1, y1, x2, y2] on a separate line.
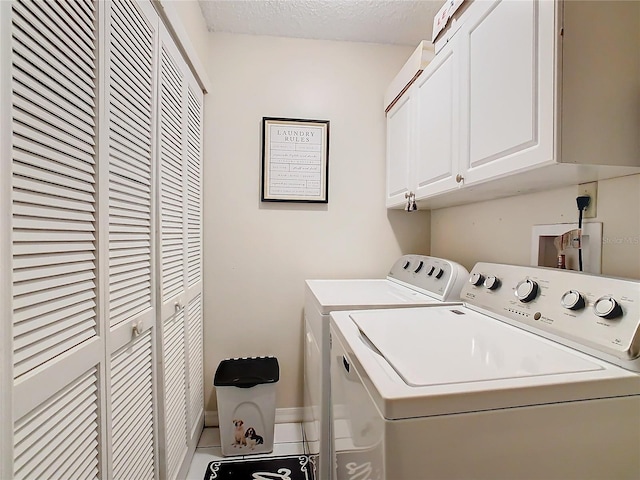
[531, 223, 602, 274]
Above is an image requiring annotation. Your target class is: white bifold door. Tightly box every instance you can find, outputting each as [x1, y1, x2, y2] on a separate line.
[157, 23, 204, 480]
[104, 1, 159, 479]
[8, 0, 104, 478]
[1, 1, 204, 479]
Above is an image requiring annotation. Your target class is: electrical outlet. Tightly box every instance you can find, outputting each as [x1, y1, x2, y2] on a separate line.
[578, 182, 597, 218]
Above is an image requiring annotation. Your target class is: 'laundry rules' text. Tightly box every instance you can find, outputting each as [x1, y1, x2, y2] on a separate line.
[277, 129, 315, 143]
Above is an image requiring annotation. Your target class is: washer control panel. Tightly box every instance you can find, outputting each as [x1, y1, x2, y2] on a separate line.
[461, 262, 640, 368]
[387, 255, 469, 302]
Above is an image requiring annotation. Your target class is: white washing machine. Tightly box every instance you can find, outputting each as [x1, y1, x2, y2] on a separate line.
[330, 263, 640, 480]
[303, 255, 469, 480]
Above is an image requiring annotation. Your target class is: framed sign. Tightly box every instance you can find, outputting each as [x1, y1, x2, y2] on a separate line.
[261, 117, 330, 203]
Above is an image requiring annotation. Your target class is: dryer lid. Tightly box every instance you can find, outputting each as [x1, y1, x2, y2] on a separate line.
[351, 307, 602, 387]
[306, 279, 441, 313]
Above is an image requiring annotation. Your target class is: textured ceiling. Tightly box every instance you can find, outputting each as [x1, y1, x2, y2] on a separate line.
[198, 0, 446, 46]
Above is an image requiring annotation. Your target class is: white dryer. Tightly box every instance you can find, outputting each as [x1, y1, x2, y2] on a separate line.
[303, 255, 469, 480]
[330, 263, 640, 480]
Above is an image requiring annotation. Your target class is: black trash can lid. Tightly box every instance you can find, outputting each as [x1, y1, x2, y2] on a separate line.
[214, 356, 279, 388]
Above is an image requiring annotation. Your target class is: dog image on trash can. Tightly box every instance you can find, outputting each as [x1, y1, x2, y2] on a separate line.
[244, 427, 264, 450]
[232, 419, 246, 447]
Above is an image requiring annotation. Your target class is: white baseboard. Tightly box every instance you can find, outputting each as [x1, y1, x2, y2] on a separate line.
[204, 410, 218, 427]
[274, 407, 305, 424]
[205, 407, 304, 427]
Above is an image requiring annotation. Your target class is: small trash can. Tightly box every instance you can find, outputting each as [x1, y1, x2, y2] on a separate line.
[214, 356, 279, 456]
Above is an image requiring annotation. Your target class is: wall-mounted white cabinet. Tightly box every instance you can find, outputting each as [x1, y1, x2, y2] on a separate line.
[0, 1, 204, 479]
[385, 37, 461, 209]
[413, 37, 460, 200]
[386, 0, 640, 210]
[385, 90, 413, 207]
[458, 0, 555, 187]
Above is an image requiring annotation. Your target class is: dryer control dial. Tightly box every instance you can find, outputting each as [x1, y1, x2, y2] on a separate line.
[593, 295, 623, 319]
[434, 267, 444, 279]
[483, 276, 500, 290]
[469, 273, 484, 286]
[561, 290, 585, 311]
[515, 279, 538, 303]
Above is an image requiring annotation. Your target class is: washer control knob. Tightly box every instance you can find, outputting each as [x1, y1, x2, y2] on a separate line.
[469, 273, 484, 286]
[483, 276, 500, 290]
[434, 268, 444, 279]
[593, 295, 623, 319]
[427, 266, 435, 276]
[403, 261, 410, 270]
[414, 261, 424, 273]
[561, 290, 585, 311]
[515, 279, 539, 303]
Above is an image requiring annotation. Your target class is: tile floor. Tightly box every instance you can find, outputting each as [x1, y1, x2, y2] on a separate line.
[186, 423, 308, 479]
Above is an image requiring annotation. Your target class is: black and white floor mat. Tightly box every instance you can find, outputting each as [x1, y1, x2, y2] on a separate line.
[204, 454, 316, 480]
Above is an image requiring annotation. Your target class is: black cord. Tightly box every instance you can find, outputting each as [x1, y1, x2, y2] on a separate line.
[576, 196, 590, 272]
[578, 208, 584, 271]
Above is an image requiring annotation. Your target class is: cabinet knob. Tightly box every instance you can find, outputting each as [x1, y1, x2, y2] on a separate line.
[174, 301, 182, 313]
[455, 174, 464, 184]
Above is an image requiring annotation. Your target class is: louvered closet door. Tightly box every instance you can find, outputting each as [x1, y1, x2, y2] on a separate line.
[103, 1, 159, 479]
[186, 76, 204, 443]
[9, 0, 104, 478]
[157, 24, 204, 480]
[158, 27, 188, 480]
[187, 294, 203, 439]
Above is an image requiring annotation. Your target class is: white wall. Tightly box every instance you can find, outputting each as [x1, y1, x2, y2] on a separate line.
[431, 174, 640, 280]
[202, 33, 429, 415]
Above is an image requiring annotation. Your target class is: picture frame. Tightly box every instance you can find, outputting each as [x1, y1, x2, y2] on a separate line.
[261, 117, 330, 203]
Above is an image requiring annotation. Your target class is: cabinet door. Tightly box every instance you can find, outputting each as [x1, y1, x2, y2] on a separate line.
[385, 92, 414, 208]
[104, 0, 159, 479]
[413, 39, 460, 200]
[459, 0, 555, 185]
